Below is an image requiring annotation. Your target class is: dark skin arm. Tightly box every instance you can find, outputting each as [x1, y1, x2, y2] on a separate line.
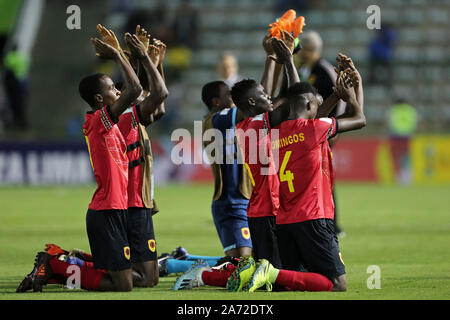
[130, 26, 167, 124]
[271, 30, 294, 106]
[150, 38, 168, 123]
[261, 35, 277, 96]
[91, 37, 142, 118]
[317, 52, 362, 119]
[125, 33, 168, 125]
[270, 67, 288, 112]
[316, 93, 340, 118]
[268, 36, 300, 128]
[236, 35, 278, 124]
[236, 32, 295, 125]
[336, 53, 363, 115]
[270, 64, 283, 97]
[316, 54, 358, 119]
[272, 37, 300, 86]
[333, 71, 366, 133]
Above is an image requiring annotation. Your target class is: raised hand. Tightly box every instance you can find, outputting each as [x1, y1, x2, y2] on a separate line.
[96, 24, 122, 54]
[91, 37, 120, 60]
[336, 53, 360, 87]
[262, 34, 276, 59]
[280, 30, 295, 54]
[135, 25, 150, 51]
[148, 44, 161, 67]
[333, 70, 357, 102]
[272, 38, 293, 65]
[125, 33, 148, 59]
[151, 38, 166, 64]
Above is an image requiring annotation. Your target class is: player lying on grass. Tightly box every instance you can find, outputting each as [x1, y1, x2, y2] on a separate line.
[17, 29, 166, 292]
[97, 24, 168, 288]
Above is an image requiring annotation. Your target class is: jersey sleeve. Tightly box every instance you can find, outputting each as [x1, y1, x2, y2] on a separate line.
[313, 117, 337, 143]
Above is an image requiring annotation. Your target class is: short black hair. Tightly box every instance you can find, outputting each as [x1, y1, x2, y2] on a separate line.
[201, 81, 227, 110]
[78, 73, 106, 107]
[287, 82, 319, 99]
[230, 79, 259, 108]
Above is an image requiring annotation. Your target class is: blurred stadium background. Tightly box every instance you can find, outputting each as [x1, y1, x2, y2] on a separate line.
[0, 0, 449, 187]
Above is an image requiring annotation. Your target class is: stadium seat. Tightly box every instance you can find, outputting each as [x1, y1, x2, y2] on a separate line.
[188, 0, 449, 128]
[394, 66, 417, 83]
[402, 9, 424, 25]
[398, 28, 423, 45]
[424, 47, 446, 64]
[427, 8, 448, 24]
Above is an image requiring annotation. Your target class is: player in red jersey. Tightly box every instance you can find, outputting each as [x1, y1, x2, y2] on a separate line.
[232, 47, 363, 292]
[232, 35, 297, 268]
[262, 56, 364, 292]
[113, 26, 168, 288]
[235, 111, 281, 267]
[17, 32, 144, 292]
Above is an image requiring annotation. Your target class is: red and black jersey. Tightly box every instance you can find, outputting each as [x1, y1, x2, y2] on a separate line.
[236, 112, 280, 218]
[117, 105, 146, 208]
[272, 117, 337, 224]
[83, 106, 128, 210]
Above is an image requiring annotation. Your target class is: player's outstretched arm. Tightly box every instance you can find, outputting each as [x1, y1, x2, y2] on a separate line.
[315, 92, 340, 118]
[266, 35, 299, 128]
[270, 30, 294, 101]
[125, 33, 168, 125]
[96, 24, 123, 55]
[149, 38, 167, 123]
[153, 37, 167, 79]
[333, 71, 366, 133]
[91, 37, 142, 118]
[337, 53, 364, 113]
[261, 35, 277, 96]
[318, 53, 363, 119]
[271, 34, 300, 87]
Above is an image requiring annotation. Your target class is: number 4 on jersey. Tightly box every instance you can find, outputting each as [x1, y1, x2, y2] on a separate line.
[280, 151, 295, 192]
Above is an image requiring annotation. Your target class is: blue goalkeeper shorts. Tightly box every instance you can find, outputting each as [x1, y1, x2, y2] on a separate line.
[211, 202, 252, 253]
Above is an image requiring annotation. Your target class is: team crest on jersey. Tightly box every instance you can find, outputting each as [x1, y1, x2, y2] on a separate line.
[148, 239, 156, 252]
[124, 246, 131, 260]
[241, 227, 251, 240]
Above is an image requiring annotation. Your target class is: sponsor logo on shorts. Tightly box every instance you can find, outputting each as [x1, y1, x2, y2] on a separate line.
[148, 239, 156, 252]
[241, 227, 251, 240]
[124, 246, 131, 260]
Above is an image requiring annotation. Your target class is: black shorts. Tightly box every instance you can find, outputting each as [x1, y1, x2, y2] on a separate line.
[86, 209, 131, 271]
[127, 207, 157, 263]
[276, 219, 346, 280]
[248, 216, 281, 268]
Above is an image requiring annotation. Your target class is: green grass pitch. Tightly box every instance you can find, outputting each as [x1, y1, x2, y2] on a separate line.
[1, 183, 450, 300]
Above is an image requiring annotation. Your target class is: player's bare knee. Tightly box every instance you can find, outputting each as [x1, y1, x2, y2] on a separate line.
[152, 274, 159, 286]
[332, 275, 347, 292]
[142, 275, 158, 288]
[117, 283, 133, 292]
